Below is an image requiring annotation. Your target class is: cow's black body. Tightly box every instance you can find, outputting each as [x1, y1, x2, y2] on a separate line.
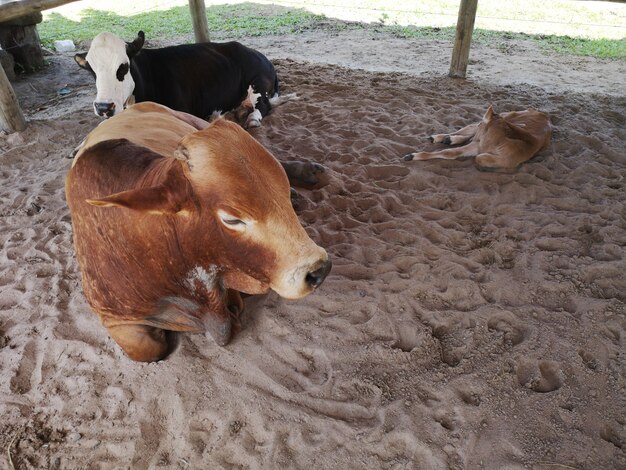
[131, 41, 278, 119]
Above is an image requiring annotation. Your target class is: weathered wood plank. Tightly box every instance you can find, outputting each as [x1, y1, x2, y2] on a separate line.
[188, 0, 209, 43]
[449, 0, 479, 78]
[0, 61, 26, 132]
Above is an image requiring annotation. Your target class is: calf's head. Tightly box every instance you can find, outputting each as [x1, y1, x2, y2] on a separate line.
[75, 31, 145, 118]
[89, 119, 331, 299]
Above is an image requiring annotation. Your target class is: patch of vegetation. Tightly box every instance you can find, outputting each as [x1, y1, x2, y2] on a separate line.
[535, 35, 626, 60]
[38, 2, 625, 61]
[39, 3, 325, 47]
[384, 24, 626, 60]
[382, 25, 456, 40]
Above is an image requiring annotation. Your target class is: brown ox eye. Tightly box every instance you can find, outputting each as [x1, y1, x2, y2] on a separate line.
[222, 218, 245, 227]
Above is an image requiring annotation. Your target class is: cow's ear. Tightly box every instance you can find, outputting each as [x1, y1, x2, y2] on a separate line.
[87, 184, 187, 215]
[482, 105, 495, 123]
[74, 52, 91, 71]
[126, 31, 145, 58]
[504, 121, 536, 144]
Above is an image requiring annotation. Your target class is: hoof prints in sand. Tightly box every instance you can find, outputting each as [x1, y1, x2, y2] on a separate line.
[1, 59, 625, 469]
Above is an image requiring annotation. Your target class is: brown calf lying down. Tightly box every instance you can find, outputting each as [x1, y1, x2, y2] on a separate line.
[67, 102, 331, 362]
[403, 106, 552, 170]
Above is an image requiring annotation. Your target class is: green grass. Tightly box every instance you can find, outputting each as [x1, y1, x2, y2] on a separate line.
[39, 4, 325, 47]
[38, 2, 625, 60]
[536, 35, 626, 60]
[385, 24, 626, 60]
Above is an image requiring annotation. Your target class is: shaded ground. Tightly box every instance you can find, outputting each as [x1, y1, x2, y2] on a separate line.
[1, 29, 625, 469]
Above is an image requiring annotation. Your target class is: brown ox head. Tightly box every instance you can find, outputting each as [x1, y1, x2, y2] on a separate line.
[88, 118, 331, 299]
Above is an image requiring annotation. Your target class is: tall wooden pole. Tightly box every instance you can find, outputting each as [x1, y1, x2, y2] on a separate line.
[0, 64, 26, 133]
[449, 0, 478, 78]
[188, 0, 210, 43]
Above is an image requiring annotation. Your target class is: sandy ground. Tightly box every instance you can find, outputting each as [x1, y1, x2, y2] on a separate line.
[1, 29, 625, 469]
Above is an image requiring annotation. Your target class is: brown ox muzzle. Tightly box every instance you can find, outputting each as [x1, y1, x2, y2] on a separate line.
[305, 258, 332, 289]
[274, 250, 331, 300]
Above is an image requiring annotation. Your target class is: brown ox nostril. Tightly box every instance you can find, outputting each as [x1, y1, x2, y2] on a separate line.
[305, 259, 332, 289]
[94, 101, 116, 117]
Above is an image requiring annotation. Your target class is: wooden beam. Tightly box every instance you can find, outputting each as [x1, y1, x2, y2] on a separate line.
[188, 0, 209, 43]
[0, 0, 79, 24]
[449, 0, 479, 78]
[0, 62, 26, 133]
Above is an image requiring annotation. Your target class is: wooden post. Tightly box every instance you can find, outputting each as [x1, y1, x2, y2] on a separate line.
[449, 0, 478, 78]
[0, 63, 26, 133]
[188, 0, 209, 43]
[0, 13, 46, 73]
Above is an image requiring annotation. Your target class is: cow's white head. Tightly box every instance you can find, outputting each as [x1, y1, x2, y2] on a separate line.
[75, 31, 145, 118]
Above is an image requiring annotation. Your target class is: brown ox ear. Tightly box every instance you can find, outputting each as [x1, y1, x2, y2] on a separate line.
[87, 184, 187, 215]
[126, 31, 145, 58]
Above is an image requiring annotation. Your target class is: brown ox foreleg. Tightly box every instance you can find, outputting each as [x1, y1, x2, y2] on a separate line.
[430, 122, 479, 145]
[403, 141, 480, 162]
[104, 288, 239, 361]
[106, 324, 170, 362]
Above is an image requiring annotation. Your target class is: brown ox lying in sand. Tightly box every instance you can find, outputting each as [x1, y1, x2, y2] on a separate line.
[66, 102, 331, 362]
[403, 106, 552, 170]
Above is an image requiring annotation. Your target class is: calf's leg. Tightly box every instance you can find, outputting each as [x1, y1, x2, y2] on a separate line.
[430, 122, 478, 145]
[404, 141, 480, 162]
[475, 151, 531, 171]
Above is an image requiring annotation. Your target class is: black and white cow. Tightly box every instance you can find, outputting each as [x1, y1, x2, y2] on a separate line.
[75, 31, 278, 128]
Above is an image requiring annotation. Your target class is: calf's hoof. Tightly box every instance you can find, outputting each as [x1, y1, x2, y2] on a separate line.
[402, 153, 415, 161]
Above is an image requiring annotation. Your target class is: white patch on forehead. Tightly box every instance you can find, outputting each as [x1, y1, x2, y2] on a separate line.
[86, 32, 135, 115]
[186, 265, 220, 293]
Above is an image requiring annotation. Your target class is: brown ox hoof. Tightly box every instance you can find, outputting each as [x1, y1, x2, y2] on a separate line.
[205, 314, 232, 346]
[281, 161, 327, 188]
[106, 324, 170, 362]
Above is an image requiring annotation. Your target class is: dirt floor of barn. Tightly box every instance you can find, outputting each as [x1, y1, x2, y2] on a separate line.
[1, 30, 625, 469]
